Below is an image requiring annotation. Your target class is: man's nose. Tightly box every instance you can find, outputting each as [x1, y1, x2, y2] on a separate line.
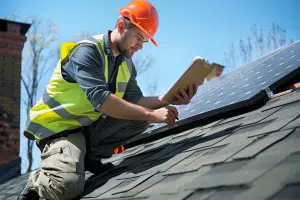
[136, 41, 143, 50]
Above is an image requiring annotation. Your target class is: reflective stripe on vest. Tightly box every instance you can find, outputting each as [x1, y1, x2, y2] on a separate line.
[25, 34, 132, 141]
[26, 121, 56, 139]
[42, 90, 93, 126]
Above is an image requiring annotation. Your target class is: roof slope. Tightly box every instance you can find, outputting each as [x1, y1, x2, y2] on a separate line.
[80, 89, 300, 200]
[1, 90, 299, 199]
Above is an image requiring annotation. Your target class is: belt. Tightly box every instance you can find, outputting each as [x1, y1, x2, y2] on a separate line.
[37, 127, 83, 152]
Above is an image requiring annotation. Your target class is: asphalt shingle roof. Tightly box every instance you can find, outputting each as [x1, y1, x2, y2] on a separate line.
[78, 89, 300, 200]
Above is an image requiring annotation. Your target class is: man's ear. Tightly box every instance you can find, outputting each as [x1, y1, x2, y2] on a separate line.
[117, 19, 126, 34]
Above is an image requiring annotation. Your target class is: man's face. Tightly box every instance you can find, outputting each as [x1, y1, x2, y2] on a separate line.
[117, 23, 149, 58]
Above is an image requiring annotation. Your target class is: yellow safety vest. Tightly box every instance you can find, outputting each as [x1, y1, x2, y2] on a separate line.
[24, 35, 133, 141]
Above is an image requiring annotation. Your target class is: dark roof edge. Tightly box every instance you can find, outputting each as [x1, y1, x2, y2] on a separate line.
[0, 18, 31, 36]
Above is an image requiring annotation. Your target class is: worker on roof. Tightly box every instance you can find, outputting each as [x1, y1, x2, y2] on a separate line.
[18, 1, 198, 199]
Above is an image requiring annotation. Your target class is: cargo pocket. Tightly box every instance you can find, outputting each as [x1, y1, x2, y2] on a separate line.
[41, 145, 77, 173]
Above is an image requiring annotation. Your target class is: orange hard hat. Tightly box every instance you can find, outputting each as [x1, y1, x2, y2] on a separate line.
[118, 0, 159, 46]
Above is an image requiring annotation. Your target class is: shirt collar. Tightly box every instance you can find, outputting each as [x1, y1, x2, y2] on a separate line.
[103, 30, 114, 56]
[103, 30, 125, 62]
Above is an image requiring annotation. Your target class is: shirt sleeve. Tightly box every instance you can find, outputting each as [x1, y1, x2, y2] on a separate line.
[123, 64, 144, 104]
[64, 43, 110, 111]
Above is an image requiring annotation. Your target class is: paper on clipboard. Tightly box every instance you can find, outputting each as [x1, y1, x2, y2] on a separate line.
[161, 56, 215, 103]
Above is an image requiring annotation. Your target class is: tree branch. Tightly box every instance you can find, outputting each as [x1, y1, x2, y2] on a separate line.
[21, 76, 30, 98]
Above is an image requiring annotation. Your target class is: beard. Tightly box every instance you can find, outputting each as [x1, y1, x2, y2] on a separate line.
[116, 40, 134, 58]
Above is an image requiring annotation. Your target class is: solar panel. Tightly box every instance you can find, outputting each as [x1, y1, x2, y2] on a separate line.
[143, 41, 300, 134]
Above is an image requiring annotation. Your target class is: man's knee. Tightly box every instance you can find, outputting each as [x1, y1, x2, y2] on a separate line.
[49, 173, 84, 199]
[52, 173, 85, 199]
[32, 171, 84, 200]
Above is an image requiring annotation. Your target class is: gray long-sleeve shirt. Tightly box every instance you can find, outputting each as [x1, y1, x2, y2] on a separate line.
[61, 31, 144, 112]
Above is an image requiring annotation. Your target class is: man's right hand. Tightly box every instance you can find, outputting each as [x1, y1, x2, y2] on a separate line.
[99, 94, 179, 128]
[148, 106, 178, 128]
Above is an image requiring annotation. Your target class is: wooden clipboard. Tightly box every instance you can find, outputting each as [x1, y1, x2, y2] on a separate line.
[161, 56, 215, 103]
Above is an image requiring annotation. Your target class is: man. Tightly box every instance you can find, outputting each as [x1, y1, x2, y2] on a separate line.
[18, 0, 198, 199]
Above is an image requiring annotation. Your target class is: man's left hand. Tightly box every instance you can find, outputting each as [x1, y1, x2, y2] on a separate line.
[171, 84, 198, 105]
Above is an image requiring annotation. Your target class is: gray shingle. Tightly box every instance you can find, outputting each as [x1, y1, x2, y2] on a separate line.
[149, 151, 195, 173]
[84, 177, 123, 198]
[183, 161, 252, 190]
[136, 169, 210, 198]
[184, 148, 290, 191]
[182, 190, 215, 200]
[233, 152, 300, 200]
[184, 135, 230, 152]
[111, 172, 156, 195]
[160, 171, 208, 194]
[240, 106, 282, 126]
[143, 191, 194, 200]
[186, 188, 247, 200]
[260, 100, 300, 126]
[269, 183, 300, 200]
[232, 129, 294, 160]
[162, 150, 209, 175]
[202, 119, 223, 129]
[195, 141, 253, 165]
[262, 92, 300, 111]
[282, 115, 300, 130]
[121, 174, 166, 197]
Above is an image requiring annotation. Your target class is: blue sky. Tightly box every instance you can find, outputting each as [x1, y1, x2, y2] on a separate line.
[1, 0, 300, 173]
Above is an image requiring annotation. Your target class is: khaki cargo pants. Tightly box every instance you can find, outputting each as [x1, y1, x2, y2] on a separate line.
[29, 131, 86, 200]
[27, 117, 149, 200]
